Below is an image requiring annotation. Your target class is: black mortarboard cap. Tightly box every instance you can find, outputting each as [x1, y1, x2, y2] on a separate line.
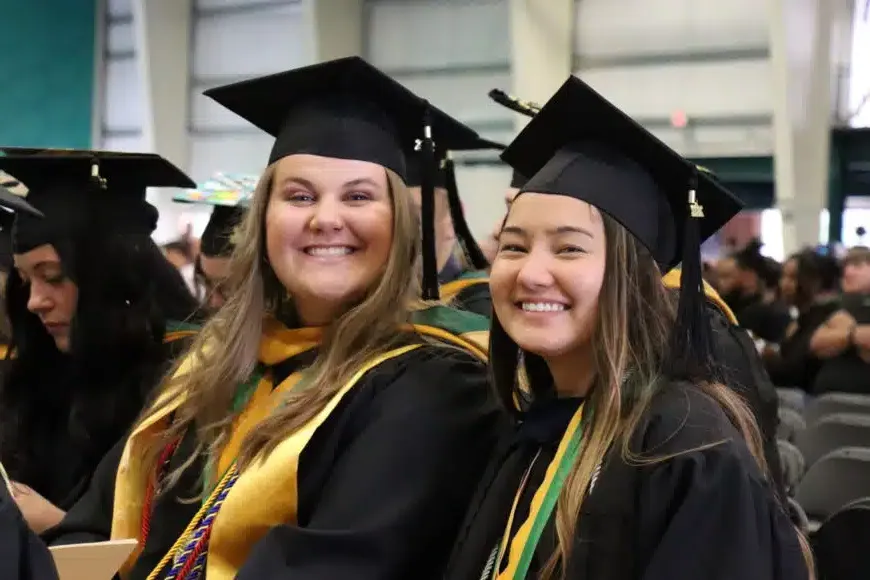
[501, 76, 743, 382]
[0, 208, 13, 271]
[204, 56, 473, 299]
[0, 148, 195, 254]
[203, 56, 473, 182]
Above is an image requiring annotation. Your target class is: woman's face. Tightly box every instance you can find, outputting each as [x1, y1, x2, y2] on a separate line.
[265, 154, 394, 326]
[490, 193, 607, 359]
[779, 258, 798, 305]
[13, 244, 78, 352]
[198, 254, 232, 310]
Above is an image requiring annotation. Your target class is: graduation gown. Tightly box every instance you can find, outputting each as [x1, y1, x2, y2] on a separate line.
[49, 313, 506, 580]
[440, 269, 492, 318]
[446, 383, 808, 580]
[0, 474, 59, 580]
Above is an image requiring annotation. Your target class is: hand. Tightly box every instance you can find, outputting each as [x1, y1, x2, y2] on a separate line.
[10, 482, 66, 533]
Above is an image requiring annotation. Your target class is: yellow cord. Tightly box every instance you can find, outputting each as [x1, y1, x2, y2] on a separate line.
[144, 464, 238, 580]
[0, 461, 13, 496]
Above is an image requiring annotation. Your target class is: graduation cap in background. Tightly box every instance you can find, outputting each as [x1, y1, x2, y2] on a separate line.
[204, 56, 476, 299]
[487, 89, 543, 190]
[405, 135, 506, 271]
[174, 173, 256, 258]
[0, 176, 43, 270]
[501, 76, 743, 382]
[0, 148, 194, 254]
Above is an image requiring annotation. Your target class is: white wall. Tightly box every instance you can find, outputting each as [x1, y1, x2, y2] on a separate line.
[574, 0, 773, 157]
[102, 0, 145, 151]
[188, 0, 313, 180]
[364, 0, 514, 240]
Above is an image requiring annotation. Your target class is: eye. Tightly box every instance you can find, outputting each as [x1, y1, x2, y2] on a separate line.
[283, 189, 314, 203]
[557, 246, 587, 255]
[498, 243, 526, 254]
[345, 191, 373, 202]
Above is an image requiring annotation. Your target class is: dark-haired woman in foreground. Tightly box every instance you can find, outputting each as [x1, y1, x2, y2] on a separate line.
[447, 77, 812, 579]
[0, 151, 201, 532]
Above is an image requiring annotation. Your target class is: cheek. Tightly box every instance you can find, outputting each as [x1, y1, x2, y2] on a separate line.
[265, 203, 303, 261]
[487, 262, 516, 315]
[61, 283, 79, 318]
[355, 206, 394, 258]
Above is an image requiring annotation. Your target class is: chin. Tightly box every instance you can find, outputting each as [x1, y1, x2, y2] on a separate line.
[511, 329, 580, 359]
[54, 337, 71, 353]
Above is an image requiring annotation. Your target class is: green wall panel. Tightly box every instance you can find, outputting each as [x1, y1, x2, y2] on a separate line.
[0, 0, 97, 148]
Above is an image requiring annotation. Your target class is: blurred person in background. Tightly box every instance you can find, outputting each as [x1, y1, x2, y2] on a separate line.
[0, 150, 202, 533]
[809, 246, 870, 395]
[840, 246, 870, 294]
[404, 136, 504, 316]
[717, 239, 791, 342]
[763, 249, 841, 391]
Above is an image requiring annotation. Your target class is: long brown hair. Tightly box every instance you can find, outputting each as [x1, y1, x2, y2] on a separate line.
[141, 162, 423, 490]
[490, 213, 814, 578]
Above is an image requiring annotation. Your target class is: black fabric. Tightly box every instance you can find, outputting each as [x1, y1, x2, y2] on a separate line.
[451, 282, 492, 318]
[501, 76, 743, 271]
[49, 342, 508, 580]
[0, 150, 193, 254]
[708, 304, 786, 503]
[765, 299, 840, 391]
[0, 479, 59, 580]
[202, 56, 481, 176]
[446, 384, 808, 580]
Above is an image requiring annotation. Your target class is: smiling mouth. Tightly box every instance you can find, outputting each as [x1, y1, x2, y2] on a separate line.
[304, 246, 356, 257]
[517, 302, 570, 312]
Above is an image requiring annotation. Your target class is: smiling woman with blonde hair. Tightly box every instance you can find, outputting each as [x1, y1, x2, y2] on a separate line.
[46, 57, 506, 580]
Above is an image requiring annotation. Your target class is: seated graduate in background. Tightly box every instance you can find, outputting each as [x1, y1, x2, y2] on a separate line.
[0, 463, 59, 580]
[174, 173, 254, 311]
[404, 136, 504, 316]
[764, 249, 840, 391]
[46, 57, 506, 580]
[0, 151, 203, 532]
[446, 76, 812, 580]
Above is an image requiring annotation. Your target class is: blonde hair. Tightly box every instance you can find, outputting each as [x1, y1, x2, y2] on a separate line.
[141, 162, 424, 488]
[490, 213, 815, 579]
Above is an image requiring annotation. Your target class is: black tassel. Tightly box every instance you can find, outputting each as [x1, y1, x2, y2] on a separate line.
[419, 105, 440, 300]
[443, 154, 488, 270]
[667, 170, 715, 382]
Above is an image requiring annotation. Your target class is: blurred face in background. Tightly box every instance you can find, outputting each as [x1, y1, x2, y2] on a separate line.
[842, 254, 870, 294]
[715, 256, 740, 295]
[779, 258, 799, 305]
[481, 186, 522, 264]
[408, 186, 455, 271]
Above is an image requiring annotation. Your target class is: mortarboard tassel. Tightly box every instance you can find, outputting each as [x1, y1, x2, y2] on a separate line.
[666, 169, 716, 382]
[443, 152, 488, 270]
[419, 105, 440, 300]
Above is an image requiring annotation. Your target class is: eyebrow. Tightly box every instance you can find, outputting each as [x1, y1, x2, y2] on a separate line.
[278, 176, 380, 190]
[501, 225, 595, 238]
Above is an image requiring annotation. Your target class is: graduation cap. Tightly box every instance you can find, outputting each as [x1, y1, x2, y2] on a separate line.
[405, 135, 506, 271]
[488, 89, 542, 190]
[501, 76, 743, 382]
[204, 56, 474, 299]
[174, 173, 256, 258]
[0, 148, 195, 254]
[0, 177, 43, 269]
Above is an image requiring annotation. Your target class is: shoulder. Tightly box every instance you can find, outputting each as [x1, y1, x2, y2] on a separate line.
[364, 341, 488, 393]
[635, 382, 751, 463]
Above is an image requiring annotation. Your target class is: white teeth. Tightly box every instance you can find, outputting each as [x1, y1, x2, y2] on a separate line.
[307, 247, 353, 257]
[521, 302, 566, 312]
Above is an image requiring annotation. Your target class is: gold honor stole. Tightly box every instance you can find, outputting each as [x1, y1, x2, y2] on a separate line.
[113, 308, 489, 579]
[439, 270, 489, 305]
[489, 403, 587, 580]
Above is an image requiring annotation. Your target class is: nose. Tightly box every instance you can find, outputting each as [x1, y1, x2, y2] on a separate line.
[309, 196, 344, 232]
[515, 252, 555, 290]
[26, 281, 53, 315]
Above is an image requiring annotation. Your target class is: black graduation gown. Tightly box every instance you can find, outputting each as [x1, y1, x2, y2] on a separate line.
[3, 331, 196, 512]
[48, 340, 508, 580]
[765, 299, 839, 391]
[446, 384, 809, 580]
[451, 282, 492, 318]
[0, 478, 59, 580]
